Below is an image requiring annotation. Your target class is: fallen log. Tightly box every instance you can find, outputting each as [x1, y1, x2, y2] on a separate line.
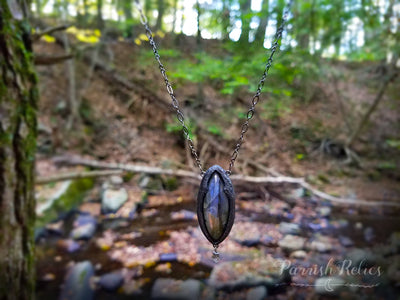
[49, 155, 400, 208]
[36, 169, 123, 184]
[34, 53, 73, 65]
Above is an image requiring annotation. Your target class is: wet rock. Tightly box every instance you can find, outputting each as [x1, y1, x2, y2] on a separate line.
[231, 222, 282, 247]
[122, 278, 146, 295]
[59, 261, 94, 300]
[278, 235, 306, 252]
[290, 187, 305, 199]
[290, 250, 307, 259]
[110, 175, 124, 186]
[34, 227, 47, 242]
[79, 202, 101, 216]
[308, 218, 329, 231]
[200, 286, 216, 300]
[75, 214, 97, 226]
[99, 272, 124, 292]
[102, 187, 128, 214]
[314, 276, 345, 295]
[330, 219, 349, 229]
[70, 215, 97, 240]
[151, 278, 202, 300]
[208, 256, 288, 290]
[308, 235, 333, 253]
[317, 206, 331, 218]
[45, 220, 64, 235]
[339, 236, 354, 247]
[279, 222, 300, 235]
[364, 227, 375, 243]
[246, 286, 267, 300]
[284, 212, 294, 220]
[171, 209, 197, 221]
[70, 223, 96, 240]
[346, 248, 376, 268]
[159, 253, 177, 262]
[57, 239, 81, 253]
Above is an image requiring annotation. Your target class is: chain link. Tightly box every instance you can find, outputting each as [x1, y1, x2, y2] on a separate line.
[135, 0, 292, 176]
[135, 0, 205, 174]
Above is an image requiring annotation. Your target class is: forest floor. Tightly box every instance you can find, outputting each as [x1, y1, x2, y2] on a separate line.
[33, 34, 400, 299]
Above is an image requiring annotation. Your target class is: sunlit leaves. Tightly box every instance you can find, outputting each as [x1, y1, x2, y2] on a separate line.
[66, 26, 101, 43]
[134, 31, 165, 45]
[41, 34, 56, 43]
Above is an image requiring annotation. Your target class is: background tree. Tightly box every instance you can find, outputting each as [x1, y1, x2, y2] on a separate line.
[0, 0, 38, 298]
[254, 0, 269, 46]
[238, 0, 251, 45]
[221, 0, 232, 40]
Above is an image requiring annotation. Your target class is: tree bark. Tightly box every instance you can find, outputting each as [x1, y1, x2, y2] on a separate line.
[254, 0, 269, 46]
[238, 0, 251, 45]
[0, 0, 38, 298]
[96, 0, 104, 30]
[171, 0, 178, 33]
[221, 0, 231, 40]
[155, 0, 165, 31]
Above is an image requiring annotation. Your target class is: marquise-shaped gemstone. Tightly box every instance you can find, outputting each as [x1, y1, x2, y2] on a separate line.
[203, 173, 229, 240]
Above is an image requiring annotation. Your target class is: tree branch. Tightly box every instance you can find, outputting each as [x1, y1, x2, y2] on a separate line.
[50, 155, 400, 207]
[36, 170, 123, 184]
[34, 53, 73, 65]
[32, 24, 70, 41]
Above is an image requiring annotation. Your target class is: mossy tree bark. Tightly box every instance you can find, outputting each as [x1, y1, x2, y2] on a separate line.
[0, 0, 38, 299]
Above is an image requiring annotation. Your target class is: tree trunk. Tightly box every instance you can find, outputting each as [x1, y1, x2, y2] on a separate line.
[254, 0, 269, 46]
[171, 0, 178, 33]
[0, 0, 38, 299]
[195, 0, 204, 103]
[83, 0, 89, 26]
[238, 0, 251, 45]
[144, 0, 152, 21]
[122, 0, 133, 36]
[155, 0, 165, 31]
[221, 0, 231, 40]
[35, 0, 41, 17]
[346, 70, 398, 147]
[96, 0, 104, 30]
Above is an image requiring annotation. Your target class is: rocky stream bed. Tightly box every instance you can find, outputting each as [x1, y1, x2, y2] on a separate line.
[35, 174, 400, 299]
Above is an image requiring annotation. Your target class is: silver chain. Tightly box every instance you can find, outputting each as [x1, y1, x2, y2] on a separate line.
[135, 0, 292, 176]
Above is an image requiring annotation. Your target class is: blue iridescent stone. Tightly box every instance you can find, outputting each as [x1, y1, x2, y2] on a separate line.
[203, 173, 230, 241]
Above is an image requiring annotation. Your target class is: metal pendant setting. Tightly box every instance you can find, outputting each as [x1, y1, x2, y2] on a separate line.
[197, 165, 235, 248]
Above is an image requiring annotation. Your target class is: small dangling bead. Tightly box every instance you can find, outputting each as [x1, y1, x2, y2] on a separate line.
[212, 244, 220, 264]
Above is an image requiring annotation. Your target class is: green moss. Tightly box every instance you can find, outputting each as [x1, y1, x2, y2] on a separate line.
[163, 176, 179, 191]
[35, 178, 95, 227]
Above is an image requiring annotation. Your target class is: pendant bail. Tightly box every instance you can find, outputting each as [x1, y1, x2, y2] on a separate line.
[212, 244, 220, 264]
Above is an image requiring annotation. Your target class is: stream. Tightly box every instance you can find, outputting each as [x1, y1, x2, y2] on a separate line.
[35, 178, 400, 299]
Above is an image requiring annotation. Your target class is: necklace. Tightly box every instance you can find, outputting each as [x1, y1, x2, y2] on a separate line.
[135, 0, 292, 262]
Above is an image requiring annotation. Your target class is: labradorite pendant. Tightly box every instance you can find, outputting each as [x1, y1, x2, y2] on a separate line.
[197, 165, 235, 262]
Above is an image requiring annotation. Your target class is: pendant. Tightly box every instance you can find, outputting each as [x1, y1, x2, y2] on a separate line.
[197, 165, 235, 263]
